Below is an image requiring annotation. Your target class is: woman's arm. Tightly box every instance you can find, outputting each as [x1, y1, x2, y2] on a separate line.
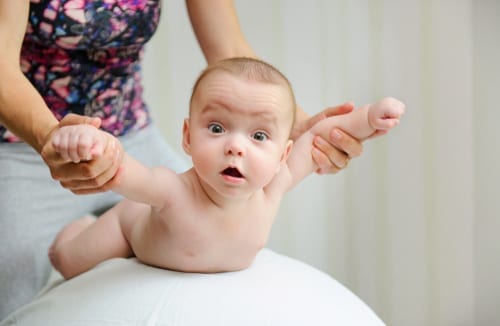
[185, 0, 256, 64]
[0, 0, 57, 151]
[0, 1, 122, 194]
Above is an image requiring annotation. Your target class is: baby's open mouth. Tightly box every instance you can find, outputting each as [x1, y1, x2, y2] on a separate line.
[221, 167, 244, 178]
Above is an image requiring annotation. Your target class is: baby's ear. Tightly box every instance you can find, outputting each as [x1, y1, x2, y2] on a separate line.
[276, 140, 293, 174]
[182, 119, 192, 155]
[280, 140, 293, 163]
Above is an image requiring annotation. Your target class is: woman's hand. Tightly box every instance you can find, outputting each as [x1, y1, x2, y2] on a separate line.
[40, 114, 124, 194]
[293, 103, 364, 175]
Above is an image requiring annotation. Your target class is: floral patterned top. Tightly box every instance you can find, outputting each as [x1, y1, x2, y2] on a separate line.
[0, 0, 161, 142]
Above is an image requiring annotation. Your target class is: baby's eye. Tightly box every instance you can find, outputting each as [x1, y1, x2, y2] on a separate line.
[252, 131, 268, 142]
[208, 123, 224, 134]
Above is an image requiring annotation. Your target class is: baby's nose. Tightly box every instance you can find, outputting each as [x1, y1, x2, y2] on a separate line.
[224, 136, 245, 156]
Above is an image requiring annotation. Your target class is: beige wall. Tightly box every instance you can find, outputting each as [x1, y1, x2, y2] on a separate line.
[473, 1, 500, 325]
[142, 1, 500, 325]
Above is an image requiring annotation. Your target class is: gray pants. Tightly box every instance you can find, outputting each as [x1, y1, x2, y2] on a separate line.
[0, 125, 188, 321]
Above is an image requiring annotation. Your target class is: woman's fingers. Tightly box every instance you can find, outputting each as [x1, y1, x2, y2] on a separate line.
[311, 129, 363, 174]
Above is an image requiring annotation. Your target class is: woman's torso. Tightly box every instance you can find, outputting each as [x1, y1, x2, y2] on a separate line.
[1, 0, 162, 142]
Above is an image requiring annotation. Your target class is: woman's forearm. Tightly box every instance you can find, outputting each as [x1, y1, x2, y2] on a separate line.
[0, 62, 58, 152]
[0, 0, 58, 152]
[186, 0, 256, 64]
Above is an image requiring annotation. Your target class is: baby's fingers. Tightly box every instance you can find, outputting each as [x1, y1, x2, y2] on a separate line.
[90, 141, 105, 159]
[77, 133, 96, 161]
[377, 118, 400, 130]
[52, 134, 72, 162]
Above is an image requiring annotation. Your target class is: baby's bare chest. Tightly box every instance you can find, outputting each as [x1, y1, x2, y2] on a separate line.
[170, 202, 274, 242]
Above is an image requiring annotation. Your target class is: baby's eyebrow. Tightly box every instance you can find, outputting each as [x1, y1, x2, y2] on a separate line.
[199, 102, 225, 116]
[253, 112, 278, 127]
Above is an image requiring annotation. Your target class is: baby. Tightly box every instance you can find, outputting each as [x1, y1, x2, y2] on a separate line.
[49, 57, 405, 279]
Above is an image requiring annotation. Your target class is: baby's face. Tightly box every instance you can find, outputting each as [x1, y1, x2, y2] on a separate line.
[183, 72, 294, 198]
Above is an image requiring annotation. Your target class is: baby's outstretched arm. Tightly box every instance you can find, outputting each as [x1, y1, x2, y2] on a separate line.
[312, 97, 405, 141]
[52, 124, 108, 163]
[272, 97, 405, 194]
[52, 123, 179, 209]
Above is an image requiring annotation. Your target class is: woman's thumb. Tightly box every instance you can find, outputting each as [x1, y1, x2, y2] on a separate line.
[60, 113, 102, 128]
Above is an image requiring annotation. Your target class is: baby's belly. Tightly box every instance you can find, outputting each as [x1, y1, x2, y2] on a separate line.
[131, 206, 273, 273]
[134, 222, 267, 273]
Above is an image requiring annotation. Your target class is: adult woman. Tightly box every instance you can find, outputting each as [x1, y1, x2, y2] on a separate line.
[0, 0, 362, 319]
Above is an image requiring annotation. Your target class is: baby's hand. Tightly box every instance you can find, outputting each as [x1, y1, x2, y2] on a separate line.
[52, 124, 108, 163]
[368, 97, 405, 131]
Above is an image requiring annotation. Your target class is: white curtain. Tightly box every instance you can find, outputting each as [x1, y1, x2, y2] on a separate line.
[143, 1, 500, 325]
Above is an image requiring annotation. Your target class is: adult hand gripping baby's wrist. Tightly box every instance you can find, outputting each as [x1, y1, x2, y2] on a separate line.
[58, 132, 124, 194]
[312, 129, 363, 175]
[38, 114, 123, 193]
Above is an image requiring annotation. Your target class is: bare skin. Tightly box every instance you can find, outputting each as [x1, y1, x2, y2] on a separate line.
[49, 67, 404, 279]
